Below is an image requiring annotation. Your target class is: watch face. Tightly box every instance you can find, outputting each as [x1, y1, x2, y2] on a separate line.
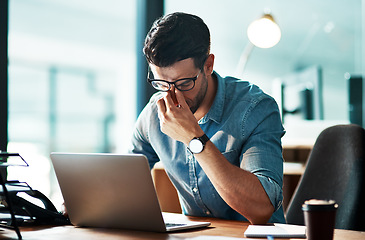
[189, 138, 204, 153]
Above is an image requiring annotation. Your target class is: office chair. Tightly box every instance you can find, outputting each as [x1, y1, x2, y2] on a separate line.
[285, 124, 365, 231]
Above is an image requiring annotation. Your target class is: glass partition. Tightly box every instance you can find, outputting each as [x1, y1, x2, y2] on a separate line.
[8, 0, 136, 207]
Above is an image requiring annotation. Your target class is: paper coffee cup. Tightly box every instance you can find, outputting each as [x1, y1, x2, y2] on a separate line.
[302, 199, 338, 240]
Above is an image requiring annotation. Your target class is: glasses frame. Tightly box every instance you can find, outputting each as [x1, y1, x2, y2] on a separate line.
[147, 69, 201, 92]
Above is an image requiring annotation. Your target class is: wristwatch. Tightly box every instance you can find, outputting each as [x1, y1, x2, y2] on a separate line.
[188, 134, 209, 154]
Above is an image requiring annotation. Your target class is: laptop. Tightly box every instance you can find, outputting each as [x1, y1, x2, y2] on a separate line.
[50, 152, 210, 232]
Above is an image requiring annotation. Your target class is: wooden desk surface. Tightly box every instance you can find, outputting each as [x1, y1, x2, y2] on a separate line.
[1, 214, 365, 240]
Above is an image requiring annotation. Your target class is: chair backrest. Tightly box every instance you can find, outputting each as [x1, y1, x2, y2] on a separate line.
[285, 124, 365, 231]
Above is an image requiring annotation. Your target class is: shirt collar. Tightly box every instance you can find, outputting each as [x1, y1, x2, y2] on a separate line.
[198, 71, 225, 124]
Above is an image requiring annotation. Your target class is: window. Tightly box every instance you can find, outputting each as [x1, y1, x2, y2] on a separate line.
[8, 0, 136, 207]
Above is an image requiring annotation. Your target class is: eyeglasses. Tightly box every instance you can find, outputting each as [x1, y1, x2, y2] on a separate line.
[147, 70, 201, 92]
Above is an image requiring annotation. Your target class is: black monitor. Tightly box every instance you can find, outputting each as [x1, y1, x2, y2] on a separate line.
[272, 66, 324, 123]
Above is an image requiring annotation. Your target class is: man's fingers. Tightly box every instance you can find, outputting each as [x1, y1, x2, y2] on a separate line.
[164, 90, 179, 109]
[175, 88, 188, 108]
[156, 95, 166, 113]
[170, 90, 178, 106]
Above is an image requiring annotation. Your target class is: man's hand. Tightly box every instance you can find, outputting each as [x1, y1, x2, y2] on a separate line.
[156, 88, 203, 145]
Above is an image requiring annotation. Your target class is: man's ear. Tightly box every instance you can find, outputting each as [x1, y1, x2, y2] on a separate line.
[204, 54, 215, 75]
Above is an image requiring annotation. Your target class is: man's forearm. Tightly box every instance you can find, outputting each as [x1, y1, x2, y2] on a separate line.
[192, 140, 274, 224]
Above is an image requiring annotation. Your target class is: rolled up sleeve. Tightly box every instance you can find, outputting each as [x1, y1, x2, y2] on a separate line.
[240, 97, 285, 217]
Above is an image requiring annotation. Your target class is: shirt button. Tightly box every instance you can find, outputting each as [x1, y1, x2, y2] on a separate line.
[205, 210, 211, 215]
[192, 187, 198, 193]
[188, 155, 193, 161]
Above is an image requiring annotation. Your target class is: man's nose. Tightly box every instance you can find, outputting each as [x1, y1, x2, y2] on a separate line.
[170, 84, 177, 91]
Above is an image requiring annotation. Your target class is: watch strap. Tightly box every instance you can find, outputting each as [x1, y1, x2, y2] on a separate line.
[198, 134, 209, 144]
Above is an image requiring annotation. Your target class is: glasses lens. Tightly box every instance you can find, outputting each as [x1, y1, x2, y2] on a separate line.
[175, 79, 195, 91]
[151, 81, 170, 91]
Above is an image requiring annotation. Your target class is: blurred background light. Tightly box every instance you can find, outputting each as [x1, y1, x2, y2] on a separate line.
[247, 13, 281, 48]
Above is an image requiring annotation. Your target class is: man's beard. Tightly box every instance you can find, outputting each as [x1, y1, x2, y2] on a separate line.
[188, 72, 208, 114]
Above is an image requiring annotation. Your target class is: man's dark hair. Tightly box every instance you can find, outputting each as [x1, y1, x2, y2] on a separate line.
[143, 12, 210, 69]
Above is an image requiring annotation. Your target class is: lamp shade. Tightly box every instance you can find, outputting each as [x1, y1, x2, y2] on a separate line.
[247, 13, 281, 48]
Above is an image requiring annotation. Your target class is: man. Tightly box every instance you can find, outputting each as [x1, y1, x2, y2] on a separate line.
[130, 12, 285, 224]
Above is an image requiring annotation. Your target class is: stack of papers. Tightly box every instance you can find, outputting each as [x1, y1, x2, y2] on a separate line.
[244, 223, 306, 238]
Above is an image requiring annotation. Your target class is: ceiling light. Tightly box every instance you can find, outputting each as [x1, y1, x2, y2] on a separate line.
[247, 13, 281, 48]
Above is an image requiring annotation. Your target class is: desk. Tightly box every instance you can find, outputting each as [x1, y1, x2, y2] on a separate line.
[1, 214, 364, 240]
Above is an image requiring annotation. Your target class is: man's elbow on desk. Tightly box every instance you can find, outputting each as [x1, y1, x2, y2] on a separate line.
[247, 203, 274, 225]
[226, 185, 275, 224]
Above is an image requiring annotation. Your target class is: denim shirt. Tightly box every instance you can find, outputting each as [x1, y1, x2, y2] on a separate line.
[130, 71, 286, 223]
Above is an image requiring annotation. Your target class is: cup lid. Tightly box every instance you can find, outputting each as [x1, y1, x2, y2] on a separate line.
[302, 199, 338, 211]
